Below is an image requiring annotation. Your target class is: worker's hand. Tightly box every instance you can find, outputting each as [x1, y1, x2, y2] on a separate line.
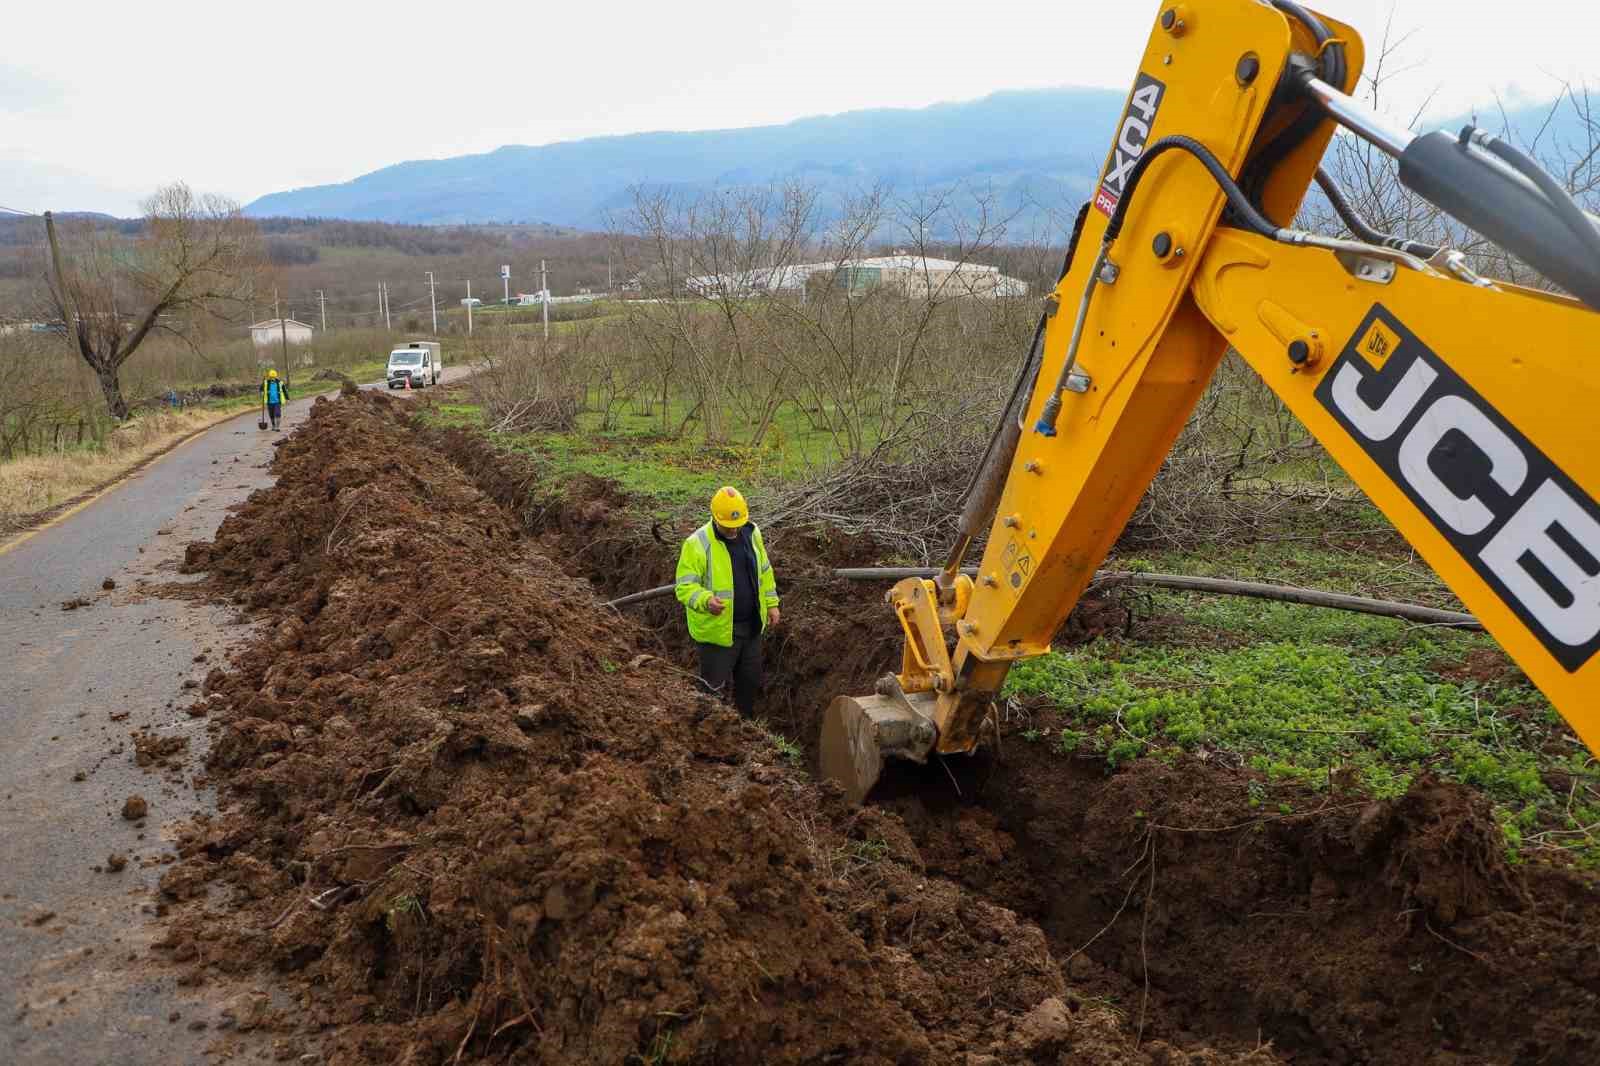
[706, 595, 726, 615]
[767, 606, 780, 628]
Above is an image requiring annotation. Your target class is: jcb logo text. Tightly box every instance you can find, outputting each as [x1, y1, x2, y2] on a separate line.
[1318, 306, 1600, 670]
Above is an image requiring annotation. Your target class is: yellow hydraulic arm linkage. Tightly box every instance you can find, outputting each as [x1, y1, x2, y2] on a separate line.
[821, 0, 1600, 803]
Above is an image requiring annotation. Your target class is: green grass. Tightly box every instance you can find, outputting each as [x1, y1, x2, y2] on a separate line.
[383, 893, 426, 933]
[753, 718, 805, 767]
[424, 393, 873, 512]
[1006, 542, 1600, 864]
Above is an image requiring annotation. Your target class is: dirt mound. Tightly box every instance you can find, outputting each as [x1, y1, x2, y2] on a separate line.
[876, 746, 1600, 1065]
[164, 392, 1231, 1065]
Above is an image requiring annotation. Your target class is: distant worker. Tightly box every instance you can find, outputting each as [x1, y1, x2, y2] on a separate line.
[676, 486, 780, 715]
[261, 369, 289, 432]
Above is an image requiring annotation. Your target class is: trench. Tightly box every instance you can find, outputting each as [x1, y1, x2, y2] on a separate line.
[429, 415, 1600, 1066]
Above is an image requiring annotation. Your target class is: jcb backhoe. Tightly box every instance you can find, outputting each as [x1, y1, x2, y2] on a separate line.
[820, 0, 1600, 803]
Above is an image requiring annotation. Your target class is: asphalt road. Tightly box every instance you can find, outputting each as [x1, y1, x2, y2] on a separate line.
[0, 366, 467, 1064]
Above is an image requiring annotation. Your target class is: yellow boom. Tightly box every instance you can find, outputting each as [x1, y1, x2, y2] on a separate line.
[822, 0, 1600, 802]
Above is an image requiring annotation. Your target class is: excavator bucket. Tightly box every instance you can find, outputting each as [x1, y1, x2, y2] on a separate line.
[819, 692, 939, 804]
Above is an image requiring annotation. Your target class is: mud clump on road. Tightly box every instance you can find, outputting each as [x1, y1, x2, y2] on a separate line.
[132, 730, 189, 768]
[121, 794, 148, 821]
[166, 391, 1225, 1065]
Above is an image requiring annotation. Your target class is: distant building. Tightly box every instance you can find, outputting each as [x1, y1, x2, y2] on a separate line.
[684, 254, 1027, 301]
[249, 318, 315, 347]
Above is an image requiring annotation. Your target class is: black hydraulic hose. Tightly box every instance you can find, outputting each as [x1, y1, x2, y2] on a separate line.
[1105, 135, 1281, 244]
[1034, 137, 1283, 437]
[1239, 0, 1349, 212]
[1268, 0, 1346, 87]
[1475, 130, 1600, 261]
[1313, 167, 1440, 258]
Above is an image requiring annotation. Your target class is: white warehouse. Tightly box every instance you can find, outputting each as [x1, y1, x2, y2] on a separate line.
[685, 254, 1027, 300]
[248, 318, 315, 347]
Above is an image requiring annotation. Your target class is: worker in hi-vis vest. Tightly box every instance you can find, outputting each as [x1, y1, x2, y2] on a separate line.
[261, 369, 289, 431]
[675, 486, 780, 715]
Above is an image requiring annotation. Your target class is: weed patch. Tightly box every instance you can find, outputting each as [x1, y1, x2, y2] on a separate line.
[1007, 577, 1598, 862]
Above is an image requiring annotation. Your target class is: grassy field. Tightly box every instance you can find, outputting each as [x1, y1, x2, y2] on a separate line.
[428, 393, 871, 510]
[1006, 535, 1596, 864]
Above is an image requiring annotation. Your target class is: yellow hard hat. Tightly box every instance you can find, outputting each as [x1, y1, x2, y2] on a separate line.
[267, 369, 279, 379]
[710, 485, 749, 528]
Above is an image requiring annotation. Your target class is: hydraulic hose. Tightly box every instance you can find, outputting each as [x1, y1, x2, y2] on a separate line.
[1034, 137, 1282, 437]
[1475, 130, 1600, 262]
[1105, 136, 1281, 244]
[1313, 167, 1440, 258]
[1239, 0, 1348, 212]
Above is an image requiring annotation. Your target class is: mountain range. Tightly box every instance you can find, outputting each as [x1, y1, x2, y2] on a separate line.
[234, 87, 1593, 237]
[243, 88, 1129, 234]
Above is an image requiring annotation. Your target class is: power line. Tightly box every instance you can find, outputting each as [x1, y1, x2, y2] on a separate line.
[0, 205, 42, 217]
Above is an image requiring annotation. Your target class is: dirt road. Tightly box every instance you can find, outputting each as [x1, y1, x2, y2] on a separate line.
[0, 369, 465, 1065]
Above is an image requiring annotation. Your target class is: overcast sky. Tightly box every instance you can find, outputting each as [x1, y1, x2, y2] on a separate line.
[3, 0, 1595, 216]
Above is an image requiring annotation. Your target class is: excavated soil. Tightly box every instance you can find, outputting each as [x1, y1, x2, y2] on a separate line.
[161, 390, 1252, 1065]
[430, 412, 1600, 1065]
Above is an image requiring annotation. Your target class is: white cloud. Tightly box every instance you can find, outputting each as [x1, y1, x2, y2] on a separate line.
[1, 0, 1594, 214]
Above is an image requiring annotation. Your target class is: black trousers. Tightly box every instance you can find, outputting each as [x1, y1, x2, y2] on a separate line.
[267, 401, 282, 428]
[697, 621, 762, 715]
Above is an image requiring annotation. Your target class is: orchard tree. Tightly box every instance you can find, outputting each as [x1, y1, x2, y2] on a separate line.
[44, 182, 262, 419]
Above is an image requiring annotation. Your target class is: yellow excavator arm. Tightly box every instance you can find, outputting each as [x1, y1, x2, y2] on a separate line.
[821, 0, 1600, 802]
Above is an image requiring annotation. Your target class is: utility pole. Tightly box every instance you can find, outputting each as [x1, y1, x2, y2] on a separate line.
[501, 263, 510, 307]
[606, 252, 612, 293]
[541, 259, 549, 339]
[382, 282, 391, 331]
[316, 289, 327, 332]
[44, 211, 79, 337]
[425, 271, 437, 335]
[466, 279, 473, 335]
[278, 308, 291, 387]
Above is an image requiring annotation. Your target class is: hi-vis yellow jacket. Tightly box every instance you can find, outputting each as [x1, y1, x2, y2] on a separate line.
[675, 522, 779, 646]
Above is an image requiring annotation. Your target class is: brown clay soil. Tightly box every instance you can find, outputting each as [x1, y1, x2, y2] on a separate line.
[155, 389, 1600, 1065]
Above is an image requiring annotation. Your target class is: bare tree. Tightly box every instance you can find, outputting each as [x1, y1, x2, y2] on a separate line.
[43, 183, 263, 419]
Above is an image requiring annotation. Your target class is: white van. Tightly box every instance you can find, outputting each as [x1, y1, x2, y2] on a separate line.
[386, 341, 442, 389]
